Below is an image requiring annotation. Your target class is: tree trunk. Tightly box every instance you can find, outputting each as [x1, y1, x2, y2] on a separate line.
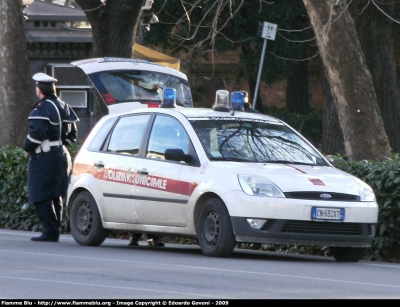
[75, 0, 143, 57]
[321, 64, 345, 155]
[350, 0, 400, 153]
[302, 0, 390, 161]
[0, 0, 33, 146]
[286, 60, 310, 114]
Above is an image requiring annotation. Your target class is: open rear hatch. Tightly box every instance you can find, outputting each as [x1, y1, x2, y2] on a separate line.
[71, 57, 193, 114]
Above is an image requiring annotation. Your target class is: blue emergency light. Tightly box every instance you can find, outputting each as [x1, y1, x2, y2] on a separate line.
[231, 91, 245, 111]
[161, 88, 177, 108]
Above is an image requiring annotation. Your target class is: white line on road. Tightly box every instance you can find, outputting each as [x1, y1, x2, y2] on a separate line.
[359, 262, 400, 269]
[0, 275, 220, 299]
[0, 249, 399, 290]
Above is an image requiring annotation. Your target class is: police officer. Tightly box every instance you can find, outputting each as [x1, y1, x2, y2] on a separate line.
[128, 233, 165, 247]
[24, 73, 79, 242]
[242, 91, 260, 113]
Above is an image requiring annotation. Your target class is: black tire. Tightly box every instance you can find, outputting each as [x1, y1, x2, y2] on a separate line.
[70, 191, 108, 246]
[329, 247, 367, 262]
[196, 198, 236, 257]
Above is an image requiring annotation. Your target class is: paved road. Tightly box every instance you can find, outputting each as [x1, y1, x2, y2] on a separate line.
[0, 229, 399, 299]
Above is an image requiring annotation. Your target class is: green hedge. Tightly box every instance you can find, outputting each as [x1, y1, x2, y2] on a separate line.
[0, 146, 36, 231]
[0, 144, 81, 234]
[0, 145, 398, 262]
[332, 155, 400, 262]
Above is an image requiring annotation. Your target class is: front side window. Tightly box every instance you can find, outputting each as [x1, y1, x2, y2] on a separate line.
[107, 114, 151, 155]
[190, 118, 327, 165]
[89, 70, 193, 107]
[146, 115, 190, 161]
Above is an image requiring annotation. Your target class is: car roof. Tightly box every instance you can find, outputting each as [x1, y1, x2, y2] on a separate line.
[107, 106, 283, 124]
[70, 57, 188, 80]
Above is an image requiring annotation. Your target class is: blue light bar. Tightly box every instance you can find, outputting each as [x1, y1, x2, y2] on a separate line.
[231, 91, 245, 111]
[161, 88, 177, 108]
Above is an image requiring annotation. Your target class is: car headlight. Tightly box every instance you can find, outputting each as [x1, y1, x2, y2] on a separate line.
[238, 175, 285, 198]
[355, 179, 376, 201]
[359, 186, 376, 202]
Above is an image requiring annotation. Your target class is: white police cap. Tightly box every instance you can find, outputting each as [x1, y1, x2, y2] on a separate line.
[32, 72, 58, 83]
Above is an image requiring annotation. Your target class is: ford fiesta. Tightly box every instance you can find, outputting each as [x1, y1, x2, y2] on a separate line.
[67, 89, 378, 262]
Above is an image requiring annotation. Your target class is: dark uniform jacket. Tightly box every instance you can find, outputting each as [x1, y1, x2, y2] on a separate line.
[244, 103, 261, 114]
[24, 94, 79, 204]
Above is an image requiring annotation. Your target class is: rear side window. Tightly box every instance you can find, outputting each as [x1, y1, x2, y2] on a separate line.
[87, 117, 118, 152]
[107, 114, 151, 155]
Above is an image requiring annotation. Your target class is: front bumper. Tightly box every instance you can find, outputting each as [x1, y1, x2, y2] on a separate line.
[231, 217, 376, 247]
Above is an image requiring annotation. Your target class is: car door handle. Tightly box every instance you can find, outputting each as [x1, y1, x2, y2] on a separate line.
[94, 162, 104, 168]
[137, 170, 148, 175]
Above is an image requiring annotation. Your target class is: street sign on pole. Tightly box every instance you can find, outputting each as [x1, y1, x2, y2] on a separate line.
[253, 22, 278, 109]
[261, 22, 277, 40]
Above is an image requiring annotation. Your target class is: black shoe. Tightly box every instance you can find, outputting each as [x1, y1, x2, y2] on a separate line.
[31, 235, 59, 242]
[128, 240, 139, 246]
[148, 239, 165, 247]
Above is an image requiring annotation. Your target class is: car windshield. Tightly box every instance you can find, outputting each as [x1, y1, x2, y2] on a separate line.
[190, 118, 327, 165]
[89, 70, 193, 107]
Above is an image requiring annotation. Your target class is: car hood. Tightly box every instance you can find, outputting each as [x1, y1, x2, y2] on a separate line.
[216, 162, 367, 195]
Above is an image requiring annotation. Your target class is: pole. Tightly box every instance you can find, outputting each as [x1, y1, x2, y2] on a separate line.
[252, 38, 267, 109]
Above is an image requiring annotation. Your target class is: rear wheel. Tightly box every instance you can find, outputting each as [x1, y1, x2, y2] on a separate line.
[196, 198, 236, 257]
[329, 247, 367, 262]
[70, 191, 108, 246]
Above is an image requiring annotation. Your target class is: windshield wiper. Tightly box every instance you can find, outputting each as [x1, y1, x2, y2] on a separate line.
[210, 157, 255, 162]
[265, 160, 317, 166]
[291, 161, 317, 166]
[265, 159, 294, 164]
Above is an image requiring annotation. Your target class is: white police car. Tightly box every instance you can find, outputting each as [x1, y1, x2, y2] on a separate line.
[67, 89, 378, 262]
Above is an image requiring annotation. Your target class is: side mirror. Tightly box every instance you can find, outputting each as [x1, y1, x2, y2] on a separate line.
[165, 148, 191, 163]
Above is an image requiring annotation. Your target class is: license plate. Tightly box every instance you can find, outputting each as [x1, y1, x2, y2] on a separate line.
[311, 207, 344, 221]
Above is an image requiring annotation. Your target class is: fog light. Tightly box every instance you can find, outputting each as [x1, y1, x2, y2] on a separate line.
[246, 219, 266, 229]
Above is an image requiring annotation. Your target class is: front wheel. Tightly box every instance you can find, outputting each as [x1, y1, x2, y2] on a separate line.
[196, 198, 236, 257]
[70, 191, 108, 246]
[329, 247, 367, 262]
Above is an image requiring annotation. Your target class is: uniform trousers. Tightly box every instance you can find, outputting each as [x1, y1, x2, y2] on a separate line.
[34, 196, 63, 239]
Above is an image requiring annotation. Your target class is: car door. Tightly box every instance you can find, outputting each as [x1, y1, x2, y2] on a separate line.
[134, 114, 198, 227]
[95, 113, 151, 223]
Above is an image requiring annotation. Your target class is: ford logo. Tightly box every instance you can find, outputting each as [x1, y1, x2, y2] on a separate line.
[320, 193, 332, 199]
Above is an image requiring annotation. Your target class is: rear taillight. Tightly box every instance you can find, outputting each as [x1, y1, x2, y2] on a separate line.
[142, 102, 161, 108]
